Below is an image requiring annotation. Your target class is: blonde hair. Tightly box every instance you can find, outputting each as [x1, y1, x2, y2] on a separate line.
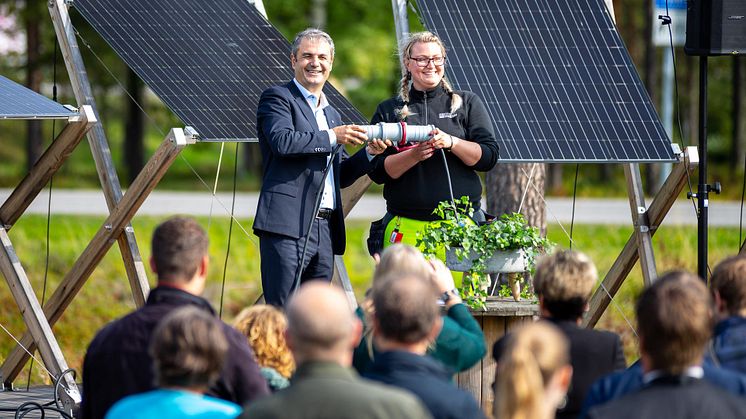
[373, 244, 431, 283]
[398, 31, 462, 120]
[533, 250, 597, 314]
[495, 322, 570, 419]
[233, 305, 294, 379]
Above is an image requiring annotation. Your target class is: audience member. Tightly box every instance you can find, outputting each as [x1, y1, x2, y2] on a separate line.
[708, 255, 746, 373]
[233, 305, 294, 391]
[353, 244, 485, 374]
[106, 306, 241, 419]
[240, 282, 431, 419]
[494, 322, 572, 419]
[81, 217, 269, 419]
[492, 249, 625, 419]
[364, 273, 485, 419]
[586, 271, 746, 419]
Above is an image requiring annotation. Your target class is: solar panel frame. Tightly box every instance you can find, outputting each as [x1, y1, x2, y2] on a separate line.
[416, 0, 675, 162]
[0, 75, 77, 120]
[72, 0, 365, 142]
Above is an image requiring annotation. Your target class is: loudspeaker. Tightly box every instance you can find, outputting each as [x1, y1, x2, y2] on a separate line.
[685, 0, 746, 56]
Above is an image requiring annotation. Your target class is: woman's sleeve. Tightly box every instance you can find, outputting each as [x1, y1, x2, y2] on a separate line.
[464, 93, 499, 171]
[431, 303, 487, 372]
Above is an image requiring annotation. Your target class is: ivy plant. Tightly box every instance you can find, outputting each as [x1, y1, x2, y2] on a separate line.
[416, 197, 553, 310]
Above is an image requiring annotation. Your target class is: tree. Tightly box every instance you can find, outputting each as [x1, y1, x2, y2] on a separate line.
[486, 164, 546, 236]
[124, 68, 144, 183]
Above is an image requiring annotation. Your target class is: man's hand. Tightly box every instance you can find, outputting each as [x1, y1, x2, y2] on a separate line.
[332, 124, 367, 146]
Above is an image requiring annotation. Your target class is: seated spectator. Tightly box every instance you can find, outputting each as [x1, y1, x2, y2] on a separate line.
[495, 322, 572, 419]
[708, 255, 746, 373]
[353, 244, 485, 374]
[106, 306, 241, 419]
[233, 305, 294, 391]
[81, 217, 268, 419]
[364, 273, 485, 419]
[240, 282, 431, 419]
[492, 249, 625, 419]
[586, 271, 746, 419]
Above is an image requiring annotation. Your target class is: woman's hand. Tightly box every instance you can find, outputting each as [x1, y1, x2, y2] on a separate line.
[366, 139, 393, 156]
[408, 141, 435, 162]
[428, 127, 459, 151]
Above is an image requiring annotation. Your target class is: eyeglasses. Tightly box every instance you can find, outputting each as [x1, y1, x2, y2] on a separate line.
[410, 56, 445, 67]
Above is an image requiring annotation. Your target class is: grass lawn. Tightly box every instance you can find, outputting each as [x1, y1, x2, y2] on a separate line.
[0, 215, 741, 386]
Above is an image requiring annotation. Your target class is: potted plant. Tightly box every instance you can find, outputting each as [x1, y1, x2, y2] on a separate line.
[416, 197, 552, 309]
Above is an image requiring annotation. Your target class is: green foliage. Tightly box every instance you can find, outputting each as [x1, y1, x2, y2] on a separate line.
[416, 197, 552, 309]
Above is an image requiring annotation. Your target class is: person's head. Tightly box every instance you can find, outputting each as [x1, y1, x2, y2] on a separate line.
[636, 270, 713, 374]
[371, 273, 442, 351]
[150, 216, 209, 294]
[397, 31, 462, 119]
[285, 282, 361, 366]
[150, 306, 228, 391]
[373, 244, 431, 284]
[495, 322, 572, 419]
[710, 255, 746, 318]
[233, 305, 294, 379]
[533, 250, 597, 320]
[290, 28, 335, 94]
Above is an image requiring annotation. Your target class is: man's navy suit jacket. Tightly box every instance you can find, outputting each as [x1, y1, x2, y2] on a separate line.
[253, 81, 370, 255]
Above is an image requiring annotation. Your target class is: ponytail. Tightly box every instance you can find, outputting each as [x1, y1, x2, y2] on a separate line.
[440, 77, 463, 115]
[397, 71, 414, 120]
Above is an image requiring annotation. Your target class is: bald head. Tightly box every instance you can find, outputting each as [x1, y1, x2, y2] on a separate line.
[285, 282, 359, 364]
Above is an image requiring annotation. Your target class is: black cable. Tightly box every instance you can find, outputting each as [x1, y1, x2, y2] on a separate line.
[570, 164, 579, 249]
[27, 35, 59, 392]
[218, 143, 239, 319]
[440, 149, 460, 223]
[11, 401, 73, 419]
[291, 144, 343, 295]
[52, 368, 76, 412]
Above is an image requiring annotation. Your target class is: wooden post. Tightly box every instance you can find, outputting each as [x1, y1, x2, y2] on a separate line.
[1, 129, 189, 382]
[623, 163, 657, 286]
[48, 0, 150, 308]
[583, 147, 698, 328]
[0, 228, 80, 412]
[0, 106, 95, 228]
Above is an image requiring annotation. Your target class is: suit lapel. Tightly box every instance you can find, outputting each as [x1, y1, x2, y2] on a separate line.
[287, 81, 319, 131]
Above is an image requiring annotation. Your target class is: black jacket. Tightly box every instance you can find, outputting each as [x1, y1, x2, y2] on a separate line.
[493, 319, 625, 419]
[364, 350, 485, 419]
[587, 376, 746, 419]
[369, 85, 498, 220]
[80, 286, 269, 419]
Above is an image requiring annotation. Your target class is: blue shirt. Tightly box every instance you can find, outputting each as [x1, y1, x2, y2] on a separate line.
[105, 389, 241, 419]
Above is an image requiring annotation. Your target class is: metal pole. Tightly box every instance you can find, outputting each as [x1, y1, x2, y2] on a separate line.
[698, 56, 708, 281]
[391, 0, 410, 75]
[660, 46, 674, 188]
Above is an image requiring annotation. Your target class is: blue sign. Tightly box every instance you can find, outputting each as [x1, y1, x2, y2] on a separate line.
[655, 0, 686, 10]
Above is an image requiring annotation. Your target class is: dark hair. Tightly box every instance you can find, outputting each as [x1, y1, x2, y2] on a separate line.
[372, 273, 440, 344]
[150, 306, 228, 388]
[291, 28, 335, 59]
[636, 270, 712, 374]
[151, 216, 208, 283]
[711, 255, 746, 314]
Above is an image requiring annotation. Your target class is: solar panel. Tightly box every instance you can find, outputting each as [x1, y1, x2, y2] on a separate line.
[0, 75, 76, 119]
[416, 0, 675, 162]
[72, 0, 365, 142]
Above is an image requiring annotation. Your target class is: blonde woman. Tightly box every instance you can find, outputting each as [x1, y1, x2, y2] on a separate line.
[368, 31, 498, 253]
[495, 322, 572, 419]
[352, 244, 485, 374]
[233, 305, 294, 391]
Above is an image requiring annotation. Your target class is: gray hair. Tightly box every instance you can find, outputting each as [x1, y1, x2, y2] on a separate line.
[291, 28, 335, 59]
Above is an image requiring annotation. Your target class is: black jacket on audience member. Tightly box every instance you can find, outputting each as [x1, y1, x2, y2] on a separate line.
[586, 376, 746, 419]
[364, 350, 485, 419]
[80, 286, 269, 419]
[493, 319, 626, 419]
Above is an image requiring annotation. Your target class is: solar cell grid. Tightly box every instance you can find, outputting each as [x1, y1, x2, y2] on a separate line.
[417, 0, 674, 162]
[73, 0, 364, 141]
[0, 75, 76, 119]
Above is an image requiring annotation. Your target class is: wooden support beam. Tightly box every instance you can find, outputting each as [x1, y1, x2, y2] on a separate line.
[0, 228, 80, 411]
[0, 106, 95, 228]
[1, 129, 189, 382]
[49, 0, 150, 308]
[583, 147, 698, 328]
[624, 163, 657, 286]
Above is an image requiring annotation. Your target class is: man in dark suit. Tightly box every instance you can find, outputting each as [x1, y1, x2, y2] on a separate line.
[492, 250, 625, 419]
[253, 28, 382, 306]
[587, 271, 746, 419]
